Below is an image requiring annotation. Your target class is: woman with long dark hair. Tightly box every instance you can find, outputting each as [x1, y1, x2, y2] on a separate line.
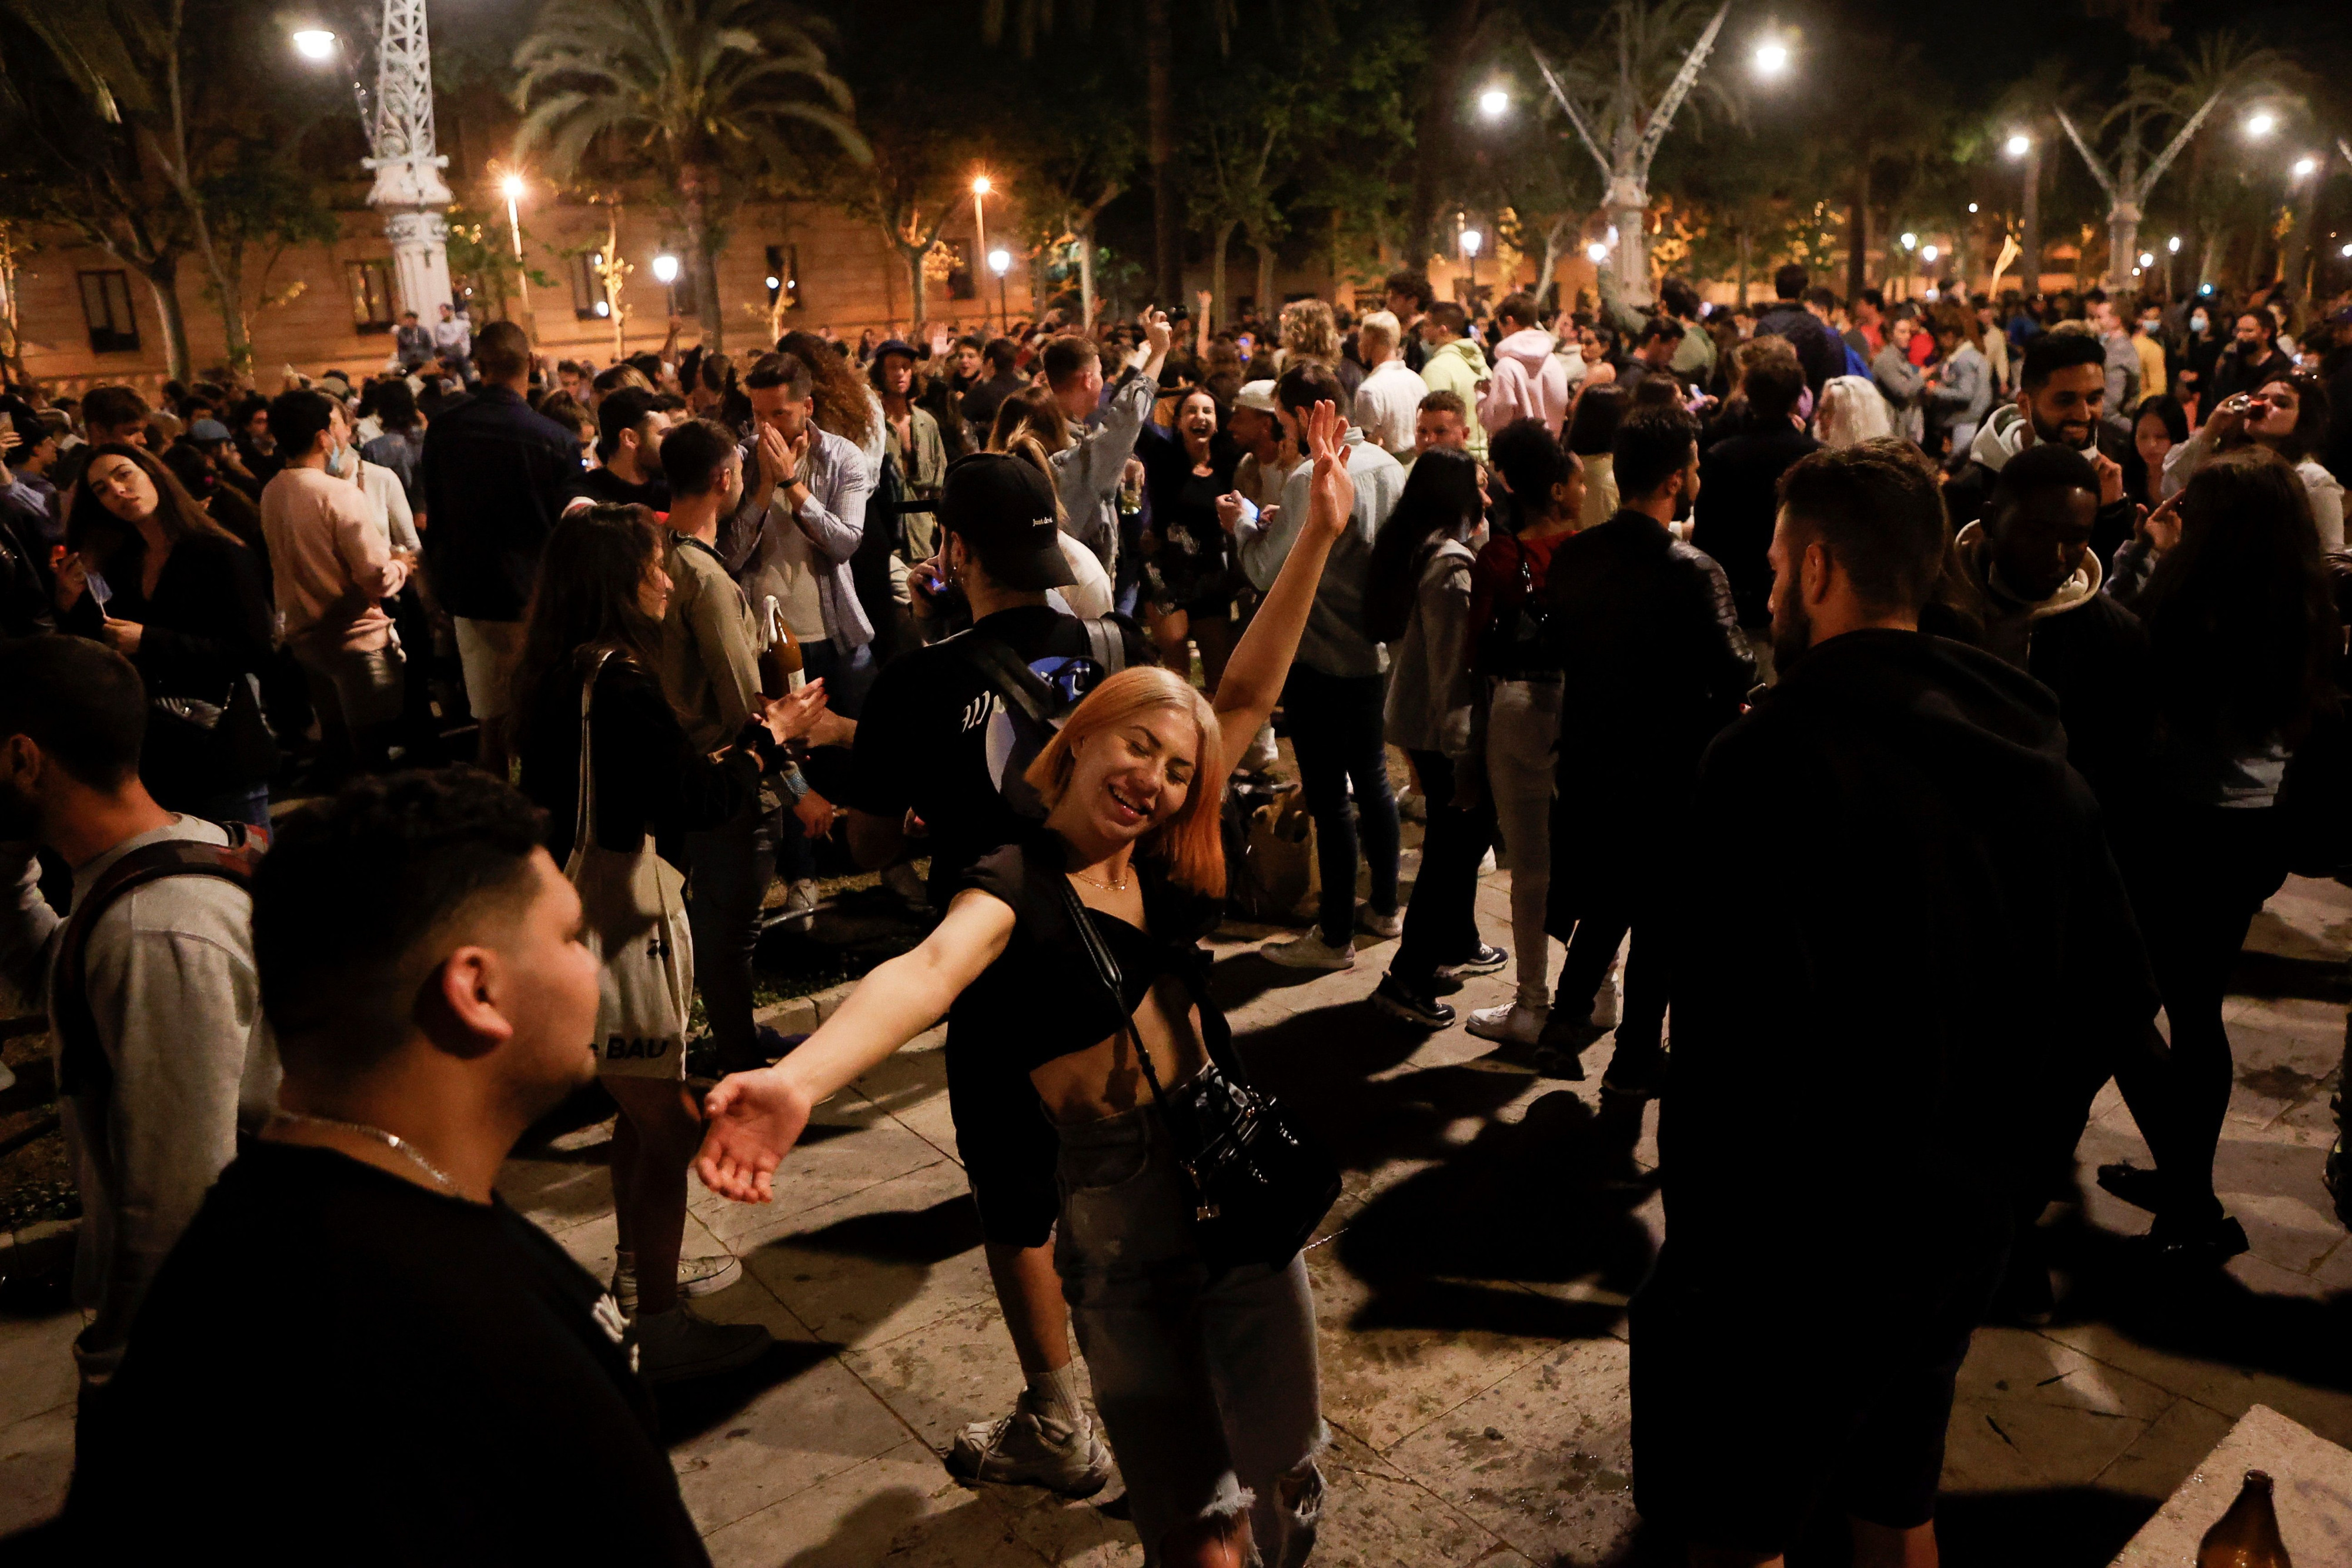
[2100, 452, 2341, 1262]
[2123, 393, 2189, 511]
[696, 406, 1360, 1568]
[1564, 382, 1625, 529]
[57, 444, 276, 824]
[1136, 387, 1244, 689]
[1362, 445, 1500, 1027]
[2163, 370, 2346, 550]
[513, 503, 825, 1381]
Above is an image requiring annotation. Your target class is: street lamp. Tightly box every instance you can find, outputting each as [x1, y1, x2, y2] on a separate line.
[2293, 155, 2318, 179]
[1586, 241, 1610, 264]
[2004, 133, 2032, 160]
[1968, 202, 1979, 213]
[1921, 244, 1939, 264]
[651, 250, 679, 316]
[2245, 112, 2277, 139]
[1900, 232, 1917, 250]
[1461, 228, 1482, 295]
[1478, 86, 1509, 120]
[970, 175, 993, 307]
[1752, 40, 1789, 77]
[292, 28, 336, 59]
[988, 247, 1011, 335]
[497, 173, 532, 323]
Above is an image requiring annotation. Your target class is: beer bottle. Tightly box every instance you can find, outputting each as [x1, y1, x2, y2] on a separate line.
[2197, 1470, 2293, 1567]
[760, 595, 806, 698]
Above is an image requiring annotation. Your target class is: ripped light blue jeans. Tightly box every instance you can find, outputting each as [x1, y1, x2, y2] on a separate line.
[1055, 1102, 1327, 1566]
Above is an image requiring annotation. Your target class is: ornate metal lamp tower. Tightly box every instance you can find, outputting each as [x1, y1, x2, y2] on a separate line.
[360, 0, 454, 320]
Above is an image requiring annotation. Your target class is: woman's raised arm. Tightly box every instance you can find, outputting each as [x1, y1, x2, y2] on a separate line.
[695, 888, 1015, 1202]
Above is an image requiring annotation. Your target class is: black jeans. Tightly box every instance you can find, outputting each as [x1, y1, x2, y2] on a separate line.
[1555, 904, 1668, 1052]
[1284, 665, 1399, 945]
[684, 791, 784, 1062]
[1390, 751, 1494, 987]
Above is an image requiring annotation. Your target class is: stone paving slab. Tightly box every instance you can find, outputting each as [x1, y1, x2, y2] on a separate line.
[2, 866, 2347, 1566]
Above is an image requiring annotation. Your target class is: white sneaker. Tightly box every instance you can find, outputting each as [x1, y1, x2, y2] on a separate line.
[1245, 724, 1280, 773]
[1355, 904, 1403, 940]
[782, 878, 820, 927]
[1590, 975, 1622, 1031]
[946, 1391, 1113, 1497]
[1468, 1001, 1549, 1047]
[634, 1305, 771, 1385]
[610, 1252, 744, 1318]
[1261, 931, 1357, 970]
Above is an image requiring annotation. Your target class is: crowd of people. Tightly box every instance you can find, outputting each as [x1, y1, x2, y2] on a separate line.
[2, 252, 2348, 1566]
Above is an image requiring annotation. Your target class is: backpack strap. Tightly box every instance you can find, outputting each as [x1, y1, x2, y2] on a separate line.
[54, 824, 268, 1102]
[1083, 615, 1127, 675]
[948, 630, 1064, 730]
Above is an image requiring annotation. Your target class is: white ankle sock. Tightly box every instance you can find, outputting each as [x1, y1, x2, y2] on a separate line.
[1028, 1363, 1085, 1428]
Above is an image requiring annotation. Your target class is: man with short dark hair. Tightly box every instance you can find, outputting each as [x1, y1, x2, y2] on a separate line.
[2207, 307, 2294, 406]
[0, 636, 276, 1416]
[1845, 287, 1887, 359]
[1384, 269, 1435, 373]
[1478, 292, 1568, 439]
[1659, 276, 1718, 384]
[393, 309, 433, 373]
[420, 318, 586, 779]
[1538, 405, 1752, 1085]
[1633, 439, 2153, 1563]
[1694, 352, 1818, 676]
[54, 386, 152, 502]
[69, 768, 713, 1564]
[2089, 296, 2142, 436]
[1620, 317, 1688, 396]
[262, 389, 412, 778]
[873, 339, 947, 547]
[961, 336, 1025, 434]
[1943, 329, 2130, 556]
[1751, 264, 1847, 396]
[1040, 313, 1172, 582]
[844, 453, 1153, 1499]
[1241, 364, 1409, 968]
[580, 385, 673, 510]
[432, 300, 474, 383]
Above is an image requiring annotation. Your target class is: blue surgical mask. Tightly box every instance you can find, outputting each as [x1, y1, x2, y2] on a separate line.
[325, 440, 356, 479]
[2190, 313, 2209, 333]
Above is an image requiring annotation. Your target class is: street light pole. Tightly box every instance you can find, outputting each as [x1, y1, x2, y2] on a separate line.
[989, 248, 1012, 338]
[361, 0, 455, 323]
[500, 174, 532, 327]
[971, 175, 991, 330]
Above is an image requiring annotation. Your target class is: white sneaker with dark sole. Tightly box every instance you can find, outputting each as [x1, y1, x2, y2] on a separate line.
[1261, 931, 1357, 969]
[1467, 1001, 1549, 1047]
[1435, 944, 1508, 982]
[946, 1395, 1113, 1497]
[1355, 905, 1403, 940]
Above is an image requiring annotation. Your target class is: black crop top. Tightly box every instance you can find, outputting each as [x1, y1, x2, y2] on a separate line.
[952, 829, 1227, 1078]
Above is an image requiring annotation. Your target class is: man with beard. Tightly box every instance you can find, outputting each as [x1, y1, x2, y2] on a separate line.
[0, 637, 277, 1420]
[1944, 329, 2135, 563]
[1534, 404, 1752, 1088]
[1632, 440, 2154, 1564]
[2206, 307, 2296, 408]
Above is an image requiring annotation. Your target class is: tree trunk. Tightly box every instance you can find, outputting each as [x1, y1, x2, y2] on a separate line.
[1608, 186, 1651, 306]
[2019, 145, 2043, 296]
[1210, 219, 1237, 330]
[1537, 220, 1566, 315]
[1255, 228, 1277, 319]
[215, 248, 253, 380]
[140, 259, 191, 384]
[2106, 208, 2141, 297]
[2197, 228, 2219, 292]
[1736, 227, 1751, 307]
[2279, 195, 2313, 322]
[1078, 217, 1098, 332]
[1144, 0, 1180, 305]
[903, 242, 930, 329]
[1407, 0, 1482, 267]
[680, 162, 726, 351]
[1847, 161, 1870, 302]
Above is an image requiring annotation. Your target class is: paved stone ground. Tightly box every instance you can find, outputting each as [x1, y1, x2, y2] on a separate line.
[2, 863, 2346, 1565]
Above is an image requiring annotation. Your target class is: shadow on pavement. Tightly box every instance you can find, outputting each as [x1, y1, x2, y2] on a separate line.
[656, 1338, 843, 1445]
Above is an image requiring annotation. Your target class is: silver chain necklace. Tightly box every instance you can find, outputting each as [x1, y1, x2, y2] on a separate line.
[272, 1112, 456, 1192]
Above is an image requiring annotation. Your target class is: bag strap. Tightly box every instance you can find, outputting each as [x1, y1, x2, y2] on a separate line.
[1084, 616, 1127, 676]
[570, 648, 613, 868]
[951, 632, 1063, 730]
[54, 824, 268, 1101]
[1053, 874, 1174, 1116]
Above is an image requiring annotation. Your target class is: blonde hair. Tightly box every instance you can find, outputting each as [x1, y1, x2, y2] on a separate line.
[1279, 298, 1341, 363]
[1023, 666, 1228, 897]
[1359, 310, 1401, 358]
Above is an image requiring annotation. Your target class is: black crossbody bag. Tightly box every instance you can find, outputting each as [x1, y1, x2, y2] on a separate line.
[1056, 877, 1339, 1273]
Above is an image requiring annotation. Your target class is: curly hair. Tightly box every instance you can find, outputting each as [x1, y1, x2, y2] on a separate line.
[776, 329, 876, 450]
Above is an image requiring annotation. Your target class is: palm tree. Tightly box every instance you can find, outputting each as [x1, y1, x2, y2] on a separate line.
[513, 0, 870, 350]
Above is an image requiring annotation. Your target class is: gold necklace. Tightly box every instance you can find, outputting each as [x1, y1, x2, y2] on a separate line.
[1070, 867, 1132, 893]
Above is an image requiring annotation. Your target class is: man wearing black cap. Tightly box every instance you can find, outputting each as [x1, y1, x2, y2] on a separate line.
[579, 386, 673, 511]
[844, 450, 1151, 1499]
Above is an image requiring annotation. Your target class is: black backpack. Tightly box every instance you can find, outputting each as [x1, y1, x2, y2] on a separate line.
[951, 620, 1129, 817]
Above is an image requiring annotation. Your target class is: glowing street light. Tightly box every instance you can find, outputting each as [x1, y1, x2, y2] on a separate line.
[2292, 155, 2318, 179]
[2341, 242, 2352, 259]
[1920, 244, 1939, 264]
[987, 247, 1012, 335]
[1752, 41, 1789, 77]
[2244, 111, 2277, 139]
[1968, 202, 1980, 213]
[2004, 133, 2032, 159]
[2138, 251, 2154, 268]
[1586, 241, 1610, 264]
[2167, 235, 2181, 252]
[1478, 86, 1509, 119]
[650, 253, 680, 285]
[497, 172, 532, 321]
[1460, 227, 1482, 292]
[1900, 231, 1917, 250]
[292, 28, 336, 59]
[969, 173, 994, 293]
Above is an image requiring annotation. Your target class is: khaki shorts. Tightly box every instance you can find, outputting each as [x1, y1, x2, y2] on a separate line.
[453, 616, 528, 721]
[593, 1031, 687, 1079]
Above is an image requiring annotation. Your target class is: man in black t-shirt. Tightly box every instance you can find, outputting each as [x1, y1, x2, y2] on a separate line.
[846, 453, 1149, 1498]
[579, 385, 675, 511]
[70, 771, 713, 1566]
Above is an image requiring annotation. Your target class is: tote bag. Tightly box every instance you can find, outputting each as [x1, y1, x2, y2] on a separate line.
[564, 651, 696, 1071]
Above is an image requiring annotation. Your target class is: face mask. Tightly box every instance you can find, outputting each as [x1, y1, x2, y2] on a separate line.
[325, 440, 356, 479]
[2190, 314, 2208, 333]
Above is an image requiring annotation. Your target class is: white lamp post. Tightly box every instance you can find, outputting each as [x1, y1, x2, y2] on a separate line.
[988, 247, 1012, 335]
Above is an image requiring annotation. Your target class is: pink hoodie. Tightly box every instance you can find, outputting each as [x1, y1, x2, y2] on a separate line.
[1478, 327, 1572, 436]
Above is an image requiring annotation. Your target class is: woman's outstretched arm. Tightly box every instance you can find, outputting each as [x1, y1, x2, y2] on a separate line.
[695, 888, 1015, 1202]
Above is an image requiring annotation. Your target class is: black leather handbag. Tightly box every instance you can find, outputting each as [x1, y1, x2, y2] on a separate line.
[1058, 878, 1339, 1273]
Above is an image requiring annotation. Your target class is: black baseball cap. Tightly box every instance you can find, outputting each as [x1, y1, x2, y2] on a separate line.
[939, 452, 1077, 591]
